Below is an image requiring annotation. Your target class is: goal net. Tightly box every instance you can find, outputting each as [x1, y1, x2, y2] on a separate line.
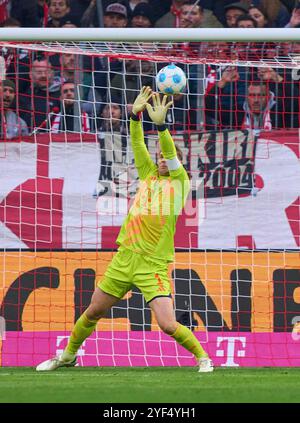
[0, 32, 300, 367]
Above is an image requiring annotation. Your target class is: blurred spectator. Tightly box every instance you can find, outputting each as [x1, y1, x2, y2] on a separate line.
[224, 2, 249, 27]
[38, 0, 80, 28]
[202, 41, 236, 62]
[145, 0, 170, 22]
[10, 0, 40, 27]
[246, 0, 291, 27]
[110, 59, 154, 106]
[47, 0, 73, 27]
[243, 82, 276, 130]
[199, 0, 239, 26]
[179, 1, 204, 28]
[2, 17, 31, 94]
[285, 40, 300, 56]
[0, 79, 29, 138]
[128, 0, 148, 11]
[155, 0, 222, 28]
[248, 4, 271, 27]
[61, 19, 78, 27]
[0, 0, 8, 25]
[20, 58, 61, 131]
[259, 41, 282, 60]
[50, 51, 78, 83]
[80, 0, 131, 27]
[257, 66, 299, 127]
[109, 59, 154, 130]
[205, 68, 299, 130]
[236, 13, 257, 27]
[285, 5, 300, 27]
[205, 65, 247, 130]
[37, 0, 49, 27]
[155, 0, 184, 27]
[202, 0, 290, 27]
[51, 80, 91, 133]
[68, 0, 95, 26]
[165, 92, 196, 131]
[107, 0, 131, 15]
[84, 2, 129, 113]
[281, 0, 297, 13]
[96, 101, 128, 199]
[80, 0, 99, 27]
[130, 2, 155, 27]
[3, 57, 32, 104]
[103, 2, 128, 27]
[1, 16, 21, 27]
[60, 53, 76, 82]
[98, 102, 126, 133]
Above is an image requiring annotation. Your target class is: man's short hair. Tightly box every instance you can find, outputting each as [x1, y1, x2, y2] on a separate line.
[224, 2, 249, 14]
[3, 79, 16, 92]
[236, 14, 258, 27]
[182, 0, 203, 10]
[33, 55, 49, 64]
[49, 0, 70, 6]
[248, 81, 268, 91]
[62, 79, 74, 85]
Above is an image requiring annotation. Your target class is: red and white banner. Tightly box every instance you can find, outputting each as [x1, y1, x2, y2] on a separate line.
[197, 130, 300, 249]
[0, 130, 299, 250]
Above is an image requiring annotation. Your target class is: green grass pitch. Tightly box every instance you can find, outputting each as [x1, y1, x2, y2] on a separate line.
[0, 367, 300, 403]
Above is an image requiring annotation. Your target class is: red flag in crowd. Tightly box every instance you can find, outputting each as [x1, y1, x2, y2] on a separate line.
[0, 0, 8, 25]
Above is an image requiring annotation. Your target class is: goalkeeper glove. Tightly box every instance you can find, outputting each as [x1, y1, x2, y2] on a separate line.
[132, 86, 153, 115]
[146, 92, 173, 126]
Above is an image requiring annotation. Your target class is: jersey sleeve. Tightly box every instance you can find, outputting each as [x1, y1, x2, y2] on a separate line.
[158, 127, 190, 209]
[158, 127, 187, 178]
[130, 117, 156, 180]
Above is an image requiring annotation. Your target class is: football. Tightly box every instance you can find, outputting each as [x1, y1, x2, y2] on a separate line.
[156, 64, 187, 95]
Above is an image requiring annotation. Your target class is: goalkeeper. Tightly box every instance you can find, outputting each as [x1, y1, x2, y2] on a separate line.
[36, 86, 213, 373]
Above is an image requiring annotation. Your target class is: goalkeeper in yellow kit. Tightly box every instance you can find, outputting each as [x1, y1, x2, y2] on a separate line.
[36, 87, 213, 373]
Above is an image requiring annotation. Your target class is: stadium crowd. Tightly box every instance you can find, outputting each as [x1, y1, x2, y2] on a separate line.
[0, 0, 300, 136]
[0, 1, 298, 29]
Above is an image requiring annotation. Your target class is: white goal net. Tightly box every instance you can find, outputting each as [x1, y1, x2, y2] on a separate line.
[0, 30, 300, 367]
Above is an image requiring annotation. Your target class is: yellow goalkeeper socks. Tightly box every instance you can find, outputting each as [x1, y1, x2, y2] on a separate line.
[170, 323, 208, 359]
[64, 312, 98, 356]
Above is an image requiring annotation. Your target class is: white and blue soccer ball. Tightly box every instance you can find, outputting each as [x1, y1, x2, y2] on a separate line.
[156, 64, 187, 95]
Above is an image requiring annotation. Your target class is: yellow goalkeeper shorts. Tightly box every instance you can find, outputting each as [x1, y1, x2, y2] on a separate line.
[98, 247, 172, 303]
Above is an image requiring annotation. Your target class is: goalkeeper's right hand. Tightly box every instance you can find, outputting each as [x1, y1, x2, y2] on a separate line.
[146, 92, 173, 126]
[132, 86, 153, 115]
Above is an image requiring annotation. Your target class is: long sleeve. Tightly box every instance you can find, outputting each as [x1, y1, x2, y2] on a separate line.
[80, 3, 97, 28]
[158, 127, 190, 210]
[157, 126, 177, 159]
[130, 117, 156, 180]
[158, 127, 188, 180]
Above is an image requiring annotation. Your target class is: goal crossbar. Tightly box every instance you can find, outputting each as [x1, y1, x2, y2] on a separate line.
[1, 28, 300, 42]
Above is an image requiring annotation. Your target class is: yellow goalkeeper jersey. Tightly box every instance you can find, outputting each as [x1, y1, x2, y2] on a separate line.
[116, 118, 190, 262]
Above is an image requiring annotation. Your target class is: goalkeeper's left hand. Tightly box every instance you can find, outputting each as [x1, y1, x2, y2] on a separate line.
[146, 93, 173, 125]
[132, 86, 153, 115]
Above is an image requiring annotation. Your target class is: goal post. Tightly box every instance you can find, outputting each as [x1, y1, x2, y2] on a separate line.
[0, 29, 299, 368]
